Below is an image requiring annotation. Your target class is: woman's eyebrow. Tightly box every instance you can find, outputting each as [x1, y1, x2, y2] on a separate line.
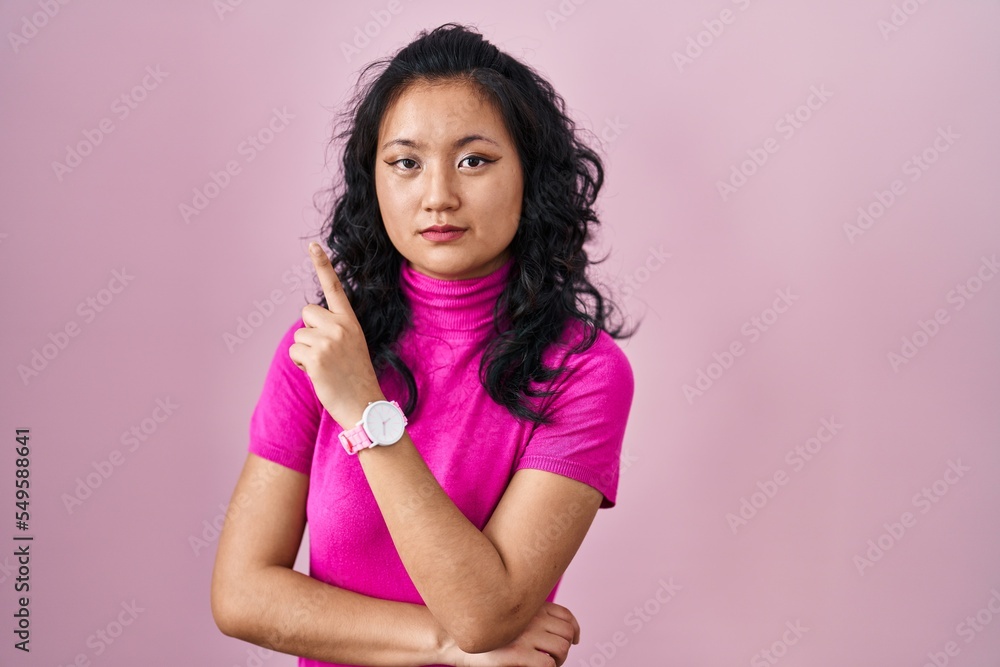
[380, 134, 500, 151]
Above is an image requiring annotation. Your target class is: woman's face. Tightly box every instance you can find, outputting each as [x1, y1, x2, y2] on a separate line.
[374, 78, 523, 281]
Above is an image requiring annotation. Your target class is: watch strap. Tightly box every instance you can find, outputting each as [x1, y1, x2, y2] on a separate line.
[338, 423, 372, 455]
[337, 399, 406, 456]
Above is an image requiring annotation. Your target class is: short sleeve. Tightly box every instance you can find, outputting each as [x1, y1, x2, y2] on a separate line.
[516, 329, 635, 509]
[247, 318, 322, 475]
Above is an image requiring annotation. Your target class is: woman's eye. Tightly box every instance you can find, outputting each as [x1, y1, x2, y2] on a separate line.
[461, 156, 491, 168]
[392, 158, 418, 170]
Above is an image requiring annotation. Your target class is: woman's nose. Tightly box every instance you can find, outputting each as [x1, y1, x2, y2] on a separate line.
[422, 165, 460, 212]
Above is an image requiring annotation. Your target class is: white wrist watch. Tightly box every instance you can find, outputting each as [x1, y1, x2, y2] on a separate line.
[337, 399, 408, 455]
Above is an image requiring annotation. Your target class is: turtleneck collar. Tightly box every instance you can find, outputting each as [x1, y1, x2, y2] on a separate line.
[400, 255, 514, 340]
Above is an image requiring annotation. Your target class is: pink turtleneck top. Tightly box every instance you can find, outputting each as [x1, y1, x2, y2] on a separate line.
[247, 254, 635, 667]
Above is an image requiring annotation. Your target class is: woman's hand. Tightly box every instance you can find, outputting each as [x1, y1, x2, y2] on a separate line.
[289, 243, 385, 427]
[447, 602, 581, 667]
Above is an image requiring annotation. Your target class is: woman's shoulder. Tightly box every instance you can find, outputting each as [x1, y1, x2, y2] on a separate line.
[526, 320, 635, 474]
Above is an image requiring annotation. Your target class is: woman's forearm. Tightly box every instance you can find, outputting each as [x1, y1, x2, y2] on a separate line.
[217, 563, 461, 666]
[356, 432, 519, 652]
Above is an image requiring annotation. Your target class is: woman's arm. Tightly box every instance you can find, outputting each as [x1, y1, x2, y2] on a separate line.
[355, 429, 603, 654]
[212, 453, 583, 666]
[211, 452, 458, 665]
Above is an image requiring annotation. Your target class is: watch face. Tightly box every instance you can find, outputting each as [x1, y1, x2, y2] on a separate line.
[364, 401, 406, 445]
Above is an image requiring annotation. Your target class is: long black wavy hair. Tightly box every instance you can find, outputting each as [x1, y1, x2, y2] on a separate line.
[310, 22, 638, 426]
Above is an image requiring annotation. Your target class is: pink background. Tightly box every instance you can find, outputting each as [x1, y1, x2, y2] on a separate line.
[3, 1, 999, 665]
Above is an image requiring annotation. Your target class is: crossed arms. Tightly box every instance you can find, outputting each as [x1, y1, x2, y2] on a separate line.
[210, 436, 603, 665]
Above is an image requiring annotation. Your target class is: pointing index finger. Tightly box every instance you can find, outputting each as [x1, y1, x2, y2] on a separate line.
[309, 242, 351, 314]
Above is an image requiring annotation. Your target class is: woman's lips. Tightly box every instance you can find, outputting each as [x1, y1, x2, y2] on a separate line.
[420, 229, 466, 242]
